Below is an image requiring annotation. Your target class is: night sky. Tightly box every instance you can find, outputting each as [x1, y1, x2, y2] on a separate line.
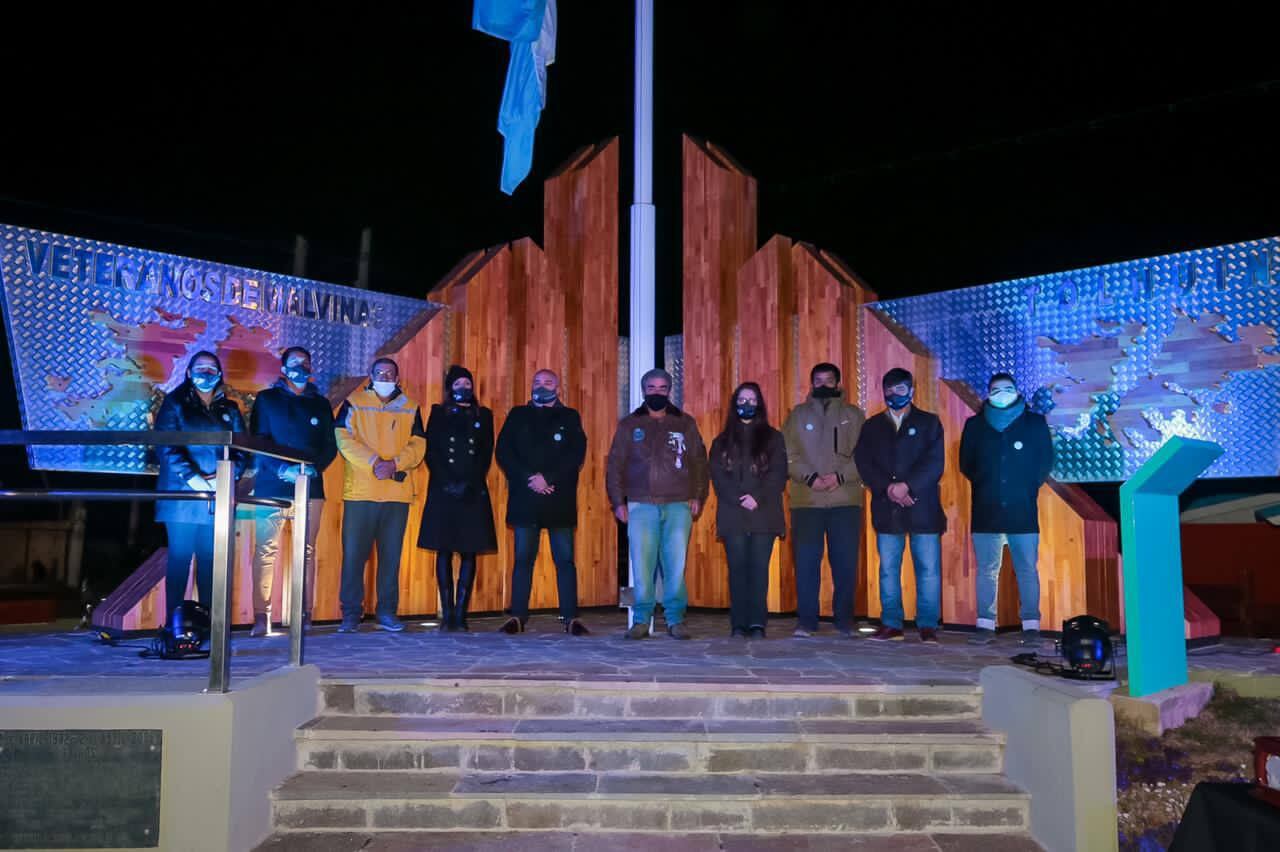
[1, 3, 1277, 581]
[2, 4, 1279, 428]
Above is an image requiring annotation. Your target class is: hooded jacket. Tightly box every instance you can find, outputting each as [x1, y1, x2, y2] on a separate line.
[334, 383, 427, 503]
[153, 381, 248, 525]
[249, 378, 338, 500]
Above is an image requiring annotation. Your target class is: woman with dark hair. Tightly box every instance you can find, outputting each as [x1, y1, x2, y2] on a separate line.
[418, 365, 498, 631]
[153, 351, 247, 615]
[709, 382, 788, 638]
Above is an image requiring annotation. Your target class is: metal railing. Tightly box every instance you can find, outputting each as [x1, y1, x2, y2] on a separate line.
[0, 430, 313, 693]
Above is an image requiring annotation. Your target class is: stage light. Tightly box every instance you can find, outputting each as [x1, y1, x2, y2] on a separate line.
[1059, 614, 1114, 679]
[161, 600, 211, 659]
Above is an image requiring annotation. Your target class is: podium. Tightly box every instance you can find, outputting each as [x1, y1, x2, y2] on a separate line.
[1120, 437, 1224, 697]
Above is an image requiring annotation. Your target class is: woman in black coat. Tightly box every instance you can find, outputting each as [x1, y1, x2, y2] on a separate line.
[418, 365, 497, 631]
[709, 382, 788, 638]
[153, 351, 247, 616]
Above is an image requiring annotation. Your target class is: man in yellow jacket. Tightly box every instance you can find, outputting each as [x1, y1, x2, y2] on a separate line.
[334, 357, 426, 633]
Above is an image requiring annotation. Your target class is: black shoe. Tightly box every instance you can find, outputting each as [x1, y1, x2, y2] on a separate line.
[566, 619, 591, 636]
[730, 627, 748, 638]
[667, 622, 691, 640]
[499, 617, 524, 635]
[626, 622, 650, 640]
[748, 626, 766, 640]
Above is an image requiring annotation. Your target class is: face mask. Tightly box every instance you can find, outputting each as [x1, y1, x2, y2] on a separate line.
[191, 372, 220, 393]
[284, 366, 309, 386]
[989, 388, 1019, 409]
[884, 388, 913, 410]
[531, 387, 557, 405]
[644, 393, 668, 412]
[372, 380, 397, 398]
[812, 386, 840, 399]
[452, 386, 474, 404]
[736, 403, 757, 420]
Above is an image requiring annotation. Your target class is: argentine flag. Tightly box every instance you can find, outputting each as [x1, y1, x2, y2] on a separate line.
[474, 0, 557, 195]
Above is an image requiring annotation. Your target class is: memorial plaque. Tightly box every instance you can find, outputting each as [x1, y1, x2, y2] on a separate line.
[0, 729, 162, 849]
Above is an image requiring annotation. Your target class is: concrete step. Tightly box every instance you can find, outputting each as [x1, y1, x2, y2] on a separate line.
[297, 716, 1005, 775]
[321, 679, 984, 721]
[255, 829, 1046, 851]
[270, 770, 1030, 835]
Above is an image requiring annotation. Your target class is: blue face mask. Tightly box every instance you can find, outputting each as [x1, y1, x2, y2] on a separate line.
[452, 386, 474, 404]
[884, 388, 913, 410]
[191, 372, 220, 393]
[736, 403, 758, 420]
[284, 366, 309, 386]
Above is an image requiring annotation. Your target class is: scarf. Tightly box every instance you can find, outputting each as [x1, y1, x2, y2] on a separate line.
[983, 396, 1026, 433]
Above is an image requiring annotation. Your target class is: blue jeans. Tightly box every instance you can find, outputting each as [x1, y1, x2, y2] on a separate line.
[876, 533, 941, 630]
[628, 501, 692, 626]
[791, 506, 861, 632]
[164, 522, 214, 614]
[510, 526, 578, 622]
[973, 532, 1041, 631]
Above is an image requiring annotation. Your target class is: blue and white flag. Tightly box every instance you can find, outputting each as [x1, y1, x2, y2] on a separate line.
[474, 0, 557, 195]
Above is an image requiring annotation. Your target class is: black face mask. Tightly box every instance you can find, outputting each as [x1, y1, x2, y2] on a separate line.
[644, 393, 668, 412]
[884, 389, 914, 410]
[812, 386, 840, 399]
[452, 387, 474, 404]
[531, 387, 557, 405]
[736, 404, 758, 420]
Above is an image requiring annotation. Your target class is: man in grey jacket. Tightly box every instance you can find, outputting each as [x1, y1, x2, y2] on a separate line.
[782, 363, 866, 637]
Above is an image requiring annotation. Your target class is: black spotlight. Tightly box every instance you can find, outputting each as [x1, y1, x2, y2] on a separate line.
[1059, 614, 1115, 679]
[161, 600, 211, 659]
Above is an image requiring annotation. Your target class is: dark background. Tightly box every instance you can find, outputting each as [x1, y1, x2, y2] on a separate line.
[2, 3, 1278, 596]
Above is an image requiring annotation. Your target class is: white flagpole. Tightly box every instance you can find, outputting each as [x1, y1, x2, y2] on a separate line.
[627, 0, 656, 629]
[629, 0, 655, 411]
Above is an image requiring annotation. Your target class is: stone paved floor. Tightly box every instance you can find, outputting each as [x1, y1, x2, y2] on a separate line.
[2, 610, 1278, 693]
[252, 830, 1045, 851]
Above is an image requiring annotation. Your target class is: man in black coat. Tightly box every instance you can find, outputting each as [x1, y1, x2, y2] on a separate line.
[854, 368, 946, 644]
[249, 346, 338, 635]
[959, 372, 1055, 645]
[495, 369, 589, 635]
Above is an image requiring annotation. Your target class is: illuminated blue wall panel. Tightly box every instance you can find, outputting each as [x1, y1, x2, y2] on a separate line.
[0, 224, 438, 474]
[870, 237, 1280, 482]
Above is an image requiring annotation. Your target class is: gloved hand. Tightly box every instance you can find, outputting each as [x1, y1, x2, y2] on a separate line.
[187, 475, 215, 492]
[278, 465, 300, 484]
[442, 480, 473, 500]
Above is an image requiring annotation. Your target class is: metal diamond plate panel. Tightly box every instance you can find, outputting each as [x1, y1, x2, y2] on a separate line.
[664, 334, 685, 410]
[1, 224, 439, 473]
[868, 237, 1280, 481]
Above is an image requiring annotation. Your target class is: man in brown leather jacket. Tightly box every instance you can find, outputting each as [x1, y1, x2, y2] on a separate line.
[606, 368, 709, 640]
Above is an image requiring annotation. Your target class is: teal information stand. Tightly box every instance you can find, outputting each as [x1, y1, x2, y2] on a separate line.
[1120, 436, 1224, 697]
